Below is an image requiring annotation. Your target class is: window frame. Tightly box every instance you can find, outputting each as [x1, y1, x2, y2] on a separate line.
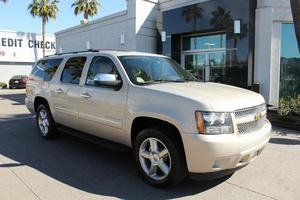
[60, 56, 87, 85]
[30, 58, 63, 82]
[84, 55, 123, 90]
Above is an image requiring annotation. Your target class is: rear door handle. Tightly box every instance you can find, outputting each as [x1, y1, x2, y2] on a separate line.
[80, 93, 91, 99]
[55, 88, 64, 94]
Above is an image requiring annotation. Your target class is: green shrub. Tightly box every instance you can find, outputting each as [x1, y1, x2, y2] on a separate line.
[0, 82, 7, 89]
[278, 94, 300, 116]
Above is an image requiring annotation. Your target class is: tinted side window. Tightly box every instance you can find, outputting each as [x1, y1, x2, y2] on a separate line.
[86, 56, 121, 86]
[31, 58, 63, 81]
[61, 57, 87, 84]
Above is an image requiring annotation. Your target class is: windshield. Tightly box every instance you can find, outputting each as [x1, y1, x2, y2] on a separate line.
[118, 56, 199, 85]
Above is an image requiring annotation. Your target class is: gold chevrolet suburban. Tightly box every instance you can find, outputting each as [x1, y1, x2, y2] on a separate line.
[25, 50, 272, 187]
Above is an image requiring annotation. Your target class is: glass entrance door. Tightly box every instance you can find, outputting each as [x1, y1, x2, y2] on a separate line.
[208, 51, 226, 82]
[182, 33, 226, 82]
[184, 54, 206, 80]
[183, 51, 226, 82]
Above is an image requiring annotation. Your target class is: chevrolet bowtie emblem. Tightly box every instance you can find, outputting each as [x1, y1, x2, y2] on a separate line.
[255, 113, 263, 121]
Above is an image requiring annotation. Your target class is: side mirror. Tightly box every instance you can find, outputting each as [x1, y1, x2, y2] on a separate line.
[94, 73, 122, 88]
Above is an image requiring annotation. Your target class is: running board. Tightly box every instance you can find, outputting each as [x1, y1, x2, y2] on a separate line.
[57, 125, 131, 153]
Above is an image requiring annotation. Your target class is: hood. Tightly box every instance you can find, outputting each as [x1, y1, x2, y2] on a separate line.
[144, 82, 265, 112]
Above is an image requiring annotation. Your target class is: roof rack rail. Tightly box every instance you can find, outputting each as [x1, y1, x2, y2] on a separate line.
[98, 48, 129, 52]
[55, 49, 99, 56]
[44, 48, 130, 58]
[44, 49, 99, 57]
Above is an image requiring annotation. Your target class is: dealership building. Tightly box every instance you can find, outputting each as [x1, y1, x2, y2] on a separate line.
[54, 0, 298, 107]
[0, 30, 55, 84]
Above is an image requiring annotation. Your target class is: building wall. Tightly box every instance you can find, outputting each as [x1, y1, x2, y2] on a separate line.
[56, 11, 136, 52]
[0, 30, 56, 63]
[0, 30, 55, 84]
[254, 0, 293, 106]
[56, 0, 159, 54]
[135, 0, 159, 52]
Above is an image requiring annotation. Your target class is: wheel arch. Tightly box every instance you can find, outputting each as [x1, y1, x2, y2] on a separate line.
[34, 96, 50, 112]
[130, 116, 185, 151]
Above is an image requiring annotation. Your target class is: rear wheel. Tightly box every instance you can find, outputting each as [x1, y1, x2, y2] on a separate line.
[36, 104, 58, 139]
[134, 127, 188, 188]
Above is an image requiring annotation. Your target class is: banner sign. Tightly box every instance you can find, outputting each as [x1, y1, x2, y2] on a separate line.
[0, 30, 56, 63]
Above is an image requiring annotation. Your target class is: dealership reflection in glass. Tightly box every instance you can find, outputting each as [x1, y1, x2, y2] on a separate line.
[162, 0, 256, 88]
[280, 23, 300, 99]
[182, 34, 226, 51]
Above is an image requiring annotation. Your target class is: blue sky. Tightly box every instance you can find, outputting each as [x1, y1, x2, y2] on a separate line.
[0, 0, 127, 34]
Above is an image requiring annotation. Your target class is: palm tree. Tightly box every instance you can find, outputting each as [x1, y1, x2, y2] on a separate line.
[290, 0, 300, 51]
[182, 5, 203, 49]
[210, 6, 232, 48]
[182, 5, 203, 31]
[28, 0, 59, 57]
[72, 0, 100, 21]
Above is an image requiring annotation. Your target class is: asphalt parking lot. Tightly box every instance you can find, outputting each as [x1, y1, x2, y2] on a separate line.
[0, 89, 299, 200]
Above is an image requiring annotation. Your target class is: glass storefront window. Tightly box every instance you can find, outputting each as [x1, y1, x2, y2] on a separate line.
[182, 33, 226, 51]
[280, 23, 300, 99]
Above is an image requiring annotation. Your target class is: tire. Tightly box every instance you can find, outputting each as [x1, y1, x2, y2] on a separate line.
[36, 104, 58, 139]
[134, 127, 188, 188]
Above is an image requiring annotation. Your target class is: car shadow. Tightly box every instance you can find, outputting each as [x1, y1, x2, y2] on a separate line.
[0, 119, 229, 199]
[0, 113, 33, 121]
[269, 137, 300, 145]
[0, 92, 25, 105]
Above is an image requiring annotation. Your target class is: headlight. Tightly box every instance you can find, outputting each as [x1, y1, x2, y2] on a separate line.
[195, 111, 234, 134]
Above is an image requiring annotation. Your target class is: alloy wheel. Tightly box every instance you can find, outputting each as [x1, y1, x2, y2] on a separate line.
[139, 137, 171, 181]
[38, 109, 50, 136]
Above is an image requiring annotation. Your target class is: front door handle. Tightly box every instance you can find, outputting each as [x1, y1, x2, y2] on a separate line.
[55, 88, 64, 94]
[80, 93, 91, 99]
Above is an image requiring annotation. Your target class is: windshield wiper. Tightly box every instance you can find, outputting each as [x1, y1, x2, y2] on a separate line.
[153, 79, 185, 83]
[140, 79, 185, 85]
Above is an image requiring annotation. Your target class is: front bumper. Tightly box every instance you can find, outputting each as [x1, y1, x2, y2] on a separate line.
[181, 120, 272, 175]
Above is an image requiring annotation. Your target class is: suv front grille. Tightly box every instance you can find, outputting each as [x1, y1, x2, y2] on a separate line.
[235, 104, 267, 134]
[235, 104, 266, 118]
[237, 115, 266, 134]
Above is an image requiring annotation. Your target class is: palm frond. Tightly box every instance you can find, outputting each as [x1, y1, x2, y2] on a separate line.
[72, 0, 100, 19]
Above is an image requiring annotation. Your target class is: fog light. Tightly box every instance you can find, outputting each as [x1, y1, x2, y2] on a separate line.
[240, 154, 250, 163]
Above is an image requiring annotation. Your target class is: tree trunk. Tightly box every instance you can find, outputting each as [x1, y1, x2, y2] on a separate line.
[290, 0, 300, 51]
[84, 12, 88, 21]
[42, 18, 46, 57]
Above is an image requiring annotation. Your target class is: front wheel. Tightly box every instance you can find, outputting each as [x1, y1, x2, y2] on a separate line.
[36, 104, 58, 139]
[134, 127, 188, 188]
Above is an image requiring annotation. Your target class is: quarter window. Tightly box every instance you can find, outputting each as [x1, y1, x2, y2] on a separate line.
[86, 56, 121, 86]
[31, 58, 63, 81]
[61, 57, 87, 84]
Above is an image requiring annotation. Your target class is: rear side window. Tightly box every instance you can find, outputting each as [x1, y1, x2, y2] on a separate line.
[61, 57, 87, 84]
[31, 58, 63, 81]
